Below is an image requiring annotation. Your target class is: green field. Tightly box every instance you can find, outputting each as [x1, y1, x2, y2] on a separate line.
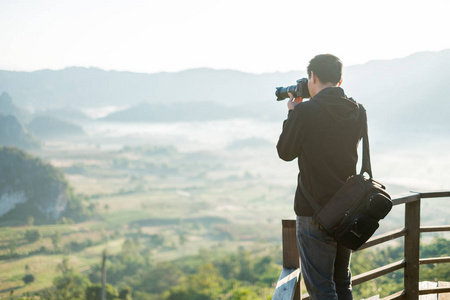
[0, 140, 295, 298]
[1, 130, 449, 299]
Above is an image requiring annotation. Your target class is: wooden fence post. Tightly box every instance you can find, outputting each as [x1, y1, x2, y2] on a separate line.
[404, 198, 421, 299]
[282, 220, 300, 269]
[282, 219, 301, 300]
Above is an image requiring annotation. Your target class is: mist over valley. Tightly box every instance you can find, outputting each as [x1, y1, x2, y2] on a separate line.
[0, 50, 449, 299]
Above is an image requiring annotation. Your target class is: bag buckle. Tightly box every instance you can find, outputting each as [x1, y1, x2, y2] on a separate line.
[349, 220, 363, 238]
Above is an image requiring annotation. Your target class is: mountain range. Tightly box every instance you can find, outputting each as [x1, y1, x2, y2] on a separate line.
[0, 50, 449, 132]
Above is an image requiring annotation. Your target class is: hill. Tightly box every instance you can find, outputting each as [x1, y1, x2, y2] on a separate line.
[0, 147, 92, 225]
[0, 92, 29, 122]
[0, 92, 25, 116]
[0, 147, 76, 224]
[0, 114, 39, 149]
[27, 116, 85, 139]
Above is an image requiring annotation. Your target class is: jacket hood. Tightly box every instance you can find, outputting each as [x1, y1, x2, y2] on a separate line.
[312, 87, 359, 124]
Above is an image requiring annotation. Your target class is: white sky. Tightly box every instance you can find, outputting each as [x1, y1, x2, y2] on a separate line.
[1, 0, 450, 74]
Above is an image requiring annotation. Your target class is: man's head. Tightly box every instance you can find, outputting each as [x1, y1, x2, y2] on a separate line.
[307, 54, 343, 98]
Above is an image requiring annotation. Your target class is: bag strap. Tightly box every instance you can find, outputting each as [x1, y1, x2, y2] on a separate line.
[299, 104, 371, 214]
[359, 105, 372, 178]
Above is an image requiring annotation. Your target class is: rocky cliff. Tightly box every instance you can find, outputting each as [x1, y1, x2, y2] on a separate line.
[0, 147, 72, 224]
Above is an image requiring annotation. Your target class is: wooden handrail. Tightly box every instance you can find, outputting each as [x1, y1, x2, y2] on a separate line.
[356, 227, 407, 251]
[419, 191, 450, 198]
[420, 225, 450, 233]
[419, 256, 450, 265]
[419, 286, 450, 295]
[351, 260, 405, 286]
[391, 192, 420, 205]
[272, 191, 450, 300]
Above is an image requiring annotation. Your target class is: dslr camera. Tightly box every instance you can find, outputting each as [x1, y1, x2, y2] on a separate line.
[275, 78, 310, 101]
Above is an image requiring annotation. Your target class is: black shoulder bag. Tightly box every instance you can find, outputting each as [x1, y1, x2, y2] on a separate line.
[299, 105, 392, 250]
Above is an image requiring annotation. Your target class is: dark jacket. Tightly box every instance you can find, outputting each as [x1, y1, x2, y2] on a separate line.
[277, 87, 365, 216]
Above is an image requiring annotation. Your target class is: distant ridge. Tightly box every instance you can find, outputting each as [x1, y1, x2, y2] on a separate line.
[27, 116, 85, 139]
[0, 49, 449, 128]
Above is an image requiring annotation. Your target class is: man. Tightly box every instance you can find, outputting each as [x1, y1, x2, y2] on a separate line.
[277, 54, 365, 300]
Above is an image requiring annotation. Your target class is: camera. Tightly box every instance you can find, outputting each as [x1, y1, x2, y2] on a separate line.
[275, 78, 311, 101]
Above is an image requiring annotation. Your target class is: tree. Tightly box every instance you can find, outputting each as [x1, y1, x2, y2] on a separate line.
[165, 264, 223, 300]
[24, 229, 41, 243]
[53, 258, 90, 300]
[236, 248, 256, 283]
[22, 264, 35, 285]
[53, 271, 90, 300]
[229, 287, 259, 300]
[139, 262, 183, 294]
[56, 257, 72, 274]
[22, 274, 35, 284]
[63, 193, 91, 222]
[118, 287, 132, 300]
[85, 283, 118, 300]
[8, 239, 17, 256]
[88, 202, 97, 213]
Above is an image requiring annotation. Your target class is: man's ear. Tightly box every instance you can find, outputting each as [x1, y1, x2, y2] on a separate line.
[338, 79, 343, 87]
[310, 71, 317, 84]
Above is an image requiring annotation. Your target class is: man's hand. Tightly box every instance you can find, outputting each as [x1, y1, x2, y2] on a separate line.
[287, 92, 303, 110]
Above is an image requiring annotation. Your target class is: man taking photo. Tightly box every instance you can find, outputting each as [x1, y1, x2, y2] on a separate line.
[277, 54, 366, 300]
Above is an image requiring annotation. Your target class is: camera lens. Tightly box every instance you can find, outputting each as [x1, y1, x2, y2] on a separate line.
[275, 85, 296, 101]
[275, 78, 310, 101]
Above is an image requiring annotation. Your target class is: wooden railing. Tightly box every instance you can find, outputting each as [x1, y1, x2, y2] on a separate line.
[272, 191, 450, 300]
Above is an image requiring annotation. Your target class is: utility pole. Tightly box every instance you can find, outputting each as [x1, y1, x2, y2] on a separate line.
[102, 250, 107, 300]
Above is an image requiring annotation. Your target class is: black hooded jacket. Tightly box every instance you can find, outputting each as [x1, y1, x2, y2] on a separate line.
[277, 87, 365, 216]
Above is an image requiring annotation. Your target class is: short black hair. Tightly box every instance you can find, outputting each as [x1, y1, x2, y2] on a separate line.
[307, 54, 342, 85]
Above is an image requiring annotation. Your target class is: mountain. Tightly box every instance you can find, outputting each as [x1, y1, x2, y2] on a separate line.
[0, 114, 39, 149]
[1, 49, 450, 130]
[0, 67, 289, 109]
[27, 116, 85, 139]
[0, 147, 72, 224]
[343, 51, 450, 133]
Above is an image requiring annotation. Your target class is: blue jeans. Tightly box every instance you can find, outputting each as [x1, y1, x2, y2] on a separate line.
[296, 216, 353, 300]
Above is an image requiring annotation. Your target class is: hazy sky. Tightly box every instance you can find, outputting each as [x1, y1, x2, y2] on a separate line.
[1, 0, 450, 74]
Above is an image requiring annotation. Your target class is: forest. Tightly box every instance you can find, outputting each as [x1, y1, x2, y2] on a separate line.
[4, 228, 450, 300]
